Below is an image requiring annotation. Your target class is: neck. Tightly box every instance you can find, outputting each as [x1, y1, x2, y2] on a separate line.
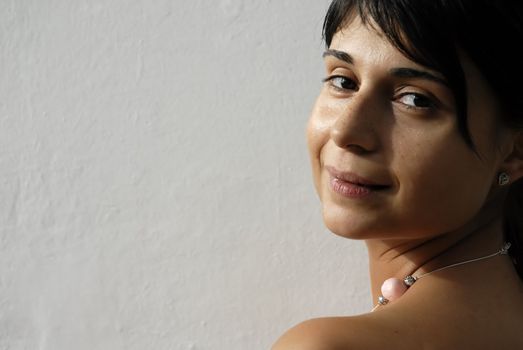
[365, 194, 506, 304]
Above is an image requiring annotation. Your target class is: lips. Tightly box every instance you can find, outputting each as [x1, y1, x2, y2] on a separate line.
[325, 166, 390, 188]
[326, 166, 391, 198]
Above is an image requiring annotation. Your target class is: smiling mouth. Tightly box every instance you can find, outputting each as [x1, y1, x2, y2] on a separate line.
[330, 177, 389, 196]
[325, 166, 391, 198]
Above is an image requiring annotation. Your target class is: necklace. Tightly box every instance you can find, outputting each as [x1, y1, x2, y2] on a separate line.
[370, 242, 512, 312]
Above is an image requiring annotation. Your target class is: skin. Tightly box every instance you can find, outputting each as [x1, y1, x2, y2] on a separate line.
[273, 16, 523, 349]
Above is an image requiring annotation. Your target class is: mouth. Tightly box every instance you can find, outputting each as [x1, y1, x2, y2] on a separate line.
[325, 166, 391, 197]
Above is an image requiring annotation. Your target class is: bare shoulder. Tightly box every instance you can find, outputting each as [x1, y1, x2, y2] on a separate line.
[271, 314, 415, 350]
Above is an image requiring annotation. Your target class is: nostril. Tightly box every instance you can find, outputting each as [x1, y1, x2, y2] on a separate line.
[330, 127, 373, 154]
[329, 114, 379, 152]
[346, 144, 371, 155]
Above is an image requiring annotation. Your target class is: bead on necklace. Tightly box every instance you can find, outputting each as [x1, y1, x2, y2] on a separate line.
[371, 242, 512, 312]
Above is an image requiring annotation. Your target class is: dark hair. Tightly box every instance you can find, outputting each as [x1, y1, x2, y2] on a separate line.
[322, 0, 523, 279]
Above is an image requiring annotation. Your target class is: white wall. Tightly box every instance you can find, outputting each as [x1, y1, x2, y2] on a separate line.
[0, 1, 370, 349]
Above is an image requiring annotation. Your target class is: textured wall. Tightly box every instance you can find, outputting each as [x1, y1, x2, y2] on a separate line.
[0, 1, 370, 349]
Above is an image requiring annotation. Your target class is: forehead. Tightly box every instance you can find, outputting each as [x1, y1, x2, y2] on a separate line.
[328, 16, 425, 73]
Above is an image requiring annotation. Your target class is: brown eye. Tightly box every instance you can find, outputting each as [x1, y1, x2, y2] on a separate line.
[323, 76, 358, 91]
[397, 93, 435, 109]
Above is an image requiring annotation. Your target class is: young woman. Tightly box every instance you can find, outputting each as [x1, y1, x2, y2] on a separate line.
[273, 1, 523, 348]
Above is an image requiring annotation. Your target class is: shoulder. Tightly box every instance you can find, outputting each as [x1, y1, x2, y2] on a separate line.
[271, 314, 416, 350]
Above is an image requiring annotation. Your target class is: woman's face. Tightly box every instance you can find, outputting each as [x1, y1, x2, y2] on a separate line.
[307, 16, 510, 240]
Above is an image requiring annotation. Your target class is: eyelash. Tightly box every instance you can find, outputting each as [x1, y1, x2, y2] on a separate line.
[322, 75, 437, 111]
[322, 75, 358, 92]
[396, 92, 436, 110]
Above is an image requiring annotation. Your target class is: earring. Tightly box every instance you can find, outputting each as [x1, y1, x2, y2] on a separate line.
[498, 172, 510, 186]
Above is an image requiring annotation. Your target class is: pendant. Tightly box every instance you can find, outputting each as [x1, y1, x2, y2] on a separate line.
[378, 275, 417, 305]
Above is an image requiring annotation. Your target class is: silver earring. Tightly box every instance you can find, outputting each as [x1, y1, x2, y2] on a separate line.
[498, 172, 510, 186]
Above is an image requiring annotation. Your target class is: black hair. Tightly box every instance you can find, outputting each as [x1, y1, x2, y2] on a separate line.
[322, 0, 523, 280]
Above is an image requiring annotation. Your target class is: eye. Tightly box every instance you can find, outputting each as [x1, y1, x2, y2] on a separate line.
[397, 93, 435, 109]
[323, 75, 358, 92]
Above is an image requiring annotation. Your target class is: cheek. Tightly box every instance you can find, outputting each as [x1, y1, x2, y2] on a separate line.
[393, 134, 495, 235]
[305, 117, 320, 161]
[306, 103, 332, 197]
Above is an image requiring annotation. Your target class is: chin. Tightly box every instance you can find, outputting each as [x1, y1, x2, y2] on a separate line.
[320, 203, 440, 241]
[321, 206, 376, 240]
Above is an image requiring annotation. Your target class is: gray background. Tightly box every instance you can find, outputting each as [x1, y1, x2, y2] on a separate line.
[0, 1, 370, 349]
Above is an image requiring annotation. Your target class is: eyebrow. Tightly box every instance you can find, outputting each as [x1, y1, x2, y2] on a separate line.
[390, 68, 448, 86]
[323, 49, 354, 64]
[322, 49, 448, 87]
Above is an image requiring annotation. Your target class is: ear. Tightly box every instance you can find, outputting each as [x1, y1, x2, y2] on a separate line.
[501, 130, 523, 184]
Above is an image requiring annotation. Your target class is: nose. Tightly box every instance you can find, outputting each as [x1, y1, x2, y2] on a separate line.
[330, 91, 381, 153]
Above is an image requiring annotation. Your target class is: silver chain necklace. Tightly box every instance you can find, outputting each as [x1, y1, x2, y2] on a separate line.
[371, 242, 512, 312]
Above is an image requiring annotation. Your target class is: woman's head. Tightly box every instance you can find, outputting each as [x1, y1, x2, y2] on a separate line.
[322, 0, 523, 135]
[307, 0, 523, 265]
